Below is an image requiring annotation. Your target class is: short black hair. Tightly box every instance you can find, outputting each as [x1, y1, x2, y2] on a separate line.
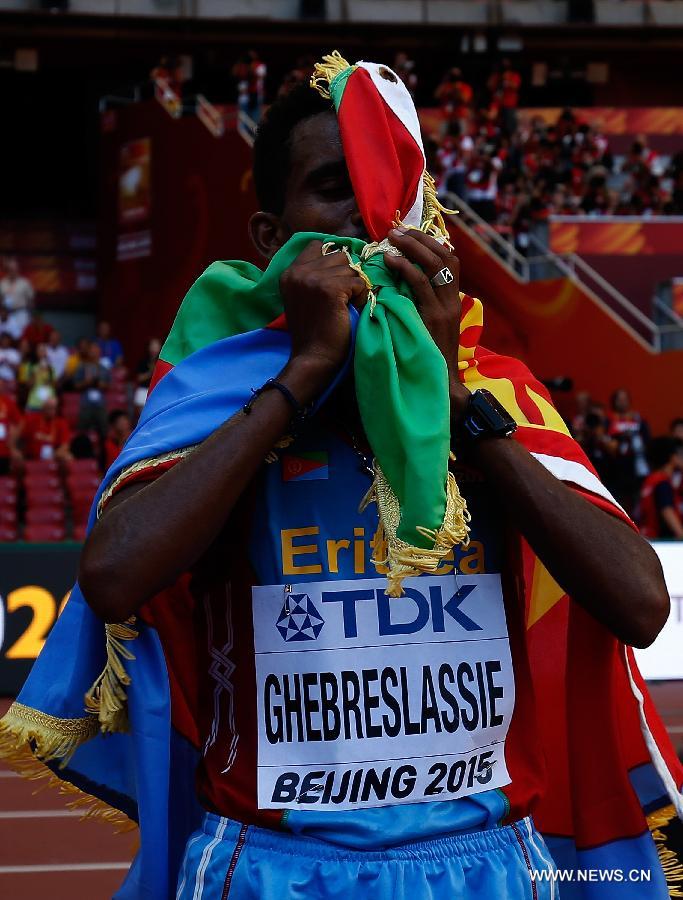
[647, 436, 682, 470]
[252, 84, 333, 214]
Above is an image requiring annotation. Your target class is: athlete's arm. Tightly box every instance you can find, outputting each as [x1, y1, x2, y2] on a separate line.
[385, 228, 669, 649]
[79, 241, 367, 623]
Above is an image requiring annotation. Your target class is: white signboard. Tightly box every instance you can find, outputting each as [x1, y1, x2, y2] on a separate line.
[252, 574, 515, 811]
[635, 542, 683, 681]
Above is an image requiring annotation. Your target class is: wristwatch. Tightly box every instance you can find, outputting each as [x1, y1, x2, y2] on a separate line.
[458, 389, 517, 443]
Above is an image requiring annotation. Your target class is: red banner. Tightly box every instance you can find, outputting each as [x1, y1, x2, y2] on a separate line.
[550, 218, 683, 256]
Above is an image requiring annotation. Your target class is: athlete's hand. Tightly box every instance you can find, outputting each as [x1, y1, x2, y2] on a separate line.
[280, 239, 368, 386]
[384, 228, 470, 417]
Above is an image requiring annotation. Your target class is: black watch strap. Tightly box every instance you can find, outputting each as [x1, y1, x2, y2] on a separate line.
[458, 389, 517, 443]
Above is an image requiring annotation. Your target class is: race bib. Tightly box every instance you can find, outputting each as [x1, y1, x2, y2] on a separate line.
[40, 444, 54, 460]
[252, 574, 515, 812]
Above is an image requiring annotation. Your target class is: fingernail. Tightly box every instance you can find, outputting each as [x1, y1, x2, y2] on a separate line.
[391, 227, 408, 237]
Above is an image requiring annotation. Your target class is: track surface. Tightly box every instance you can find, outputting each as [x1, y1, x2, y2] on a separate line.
[2, 687, 682, 899]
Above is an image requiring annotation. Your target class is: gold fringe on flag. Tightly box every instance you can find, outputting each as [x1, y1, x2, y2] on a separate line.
[360, 465, 471, 597]
[310, 51, 353, 99]
[85, 617, 138, 734]
[0, 707, 136, 833]
[648, 805, 683, 898]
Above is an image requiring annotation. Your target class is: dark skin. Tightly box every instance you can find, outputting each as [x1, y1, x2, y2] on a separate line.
[80, 111, 669, 647]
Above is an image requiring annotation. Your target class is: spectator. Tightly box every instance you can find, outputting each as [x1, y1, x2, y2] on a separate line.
[0, 333, 20, 383]
[74, 342, 110, 437]
[0, 258, 34, 338]
[45, 330, 69, 381]
[21, 396, 72, 464]
[435, 68, 473, 137]
[580, 406, 618, 490]
[0, 376, 23, 475]
[393, 52, 417, 98]
[488, 58, 522, 136]
[64, 337, 91, 386]
[639, 437, 683, 539]
[0, 306, 22, 342]
[95, 320, 124, 370]
[22, 343, 57, 412]
[22, 311, 55, 350]
[104, 409, 132, 470]
[134, 337, 162, 416]
[607, 388, 650, 514]
[233, 50, 266, 122]
[671, 418, 683, 442]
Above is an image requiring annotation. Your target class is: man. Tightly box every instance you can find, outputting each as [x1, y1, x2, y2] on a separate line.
[104, 408, 132, 469]
[0, 257, 34, 338]
[0, 332, 21, 383]
[78, 72, 672, 896]
[639, 437, 683, 539]
[21, 396, 72, 464]
[73, 341, 110, 437]
[21, 310, 55, 350]
[607, 387, 650, 513]
[2, 60, 680, 900]
[0, 376, 23, 476]
[45, 330, 70, 381]
[95, 320, 124, 370]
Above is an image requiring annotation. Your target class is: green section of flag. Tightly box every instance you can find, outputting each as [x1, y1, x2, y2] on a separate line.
[159, 231, 450, 554]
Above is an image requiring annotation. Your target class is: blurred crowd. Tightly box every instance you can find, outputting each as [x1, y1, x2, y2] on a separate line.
[570, 387, 683, 539]
[426, 61, 683, 253]
[0, 258, 161, 479]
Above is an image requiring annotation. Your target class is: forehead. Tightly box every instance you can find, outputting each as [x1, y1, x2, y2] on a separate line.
[285, 111, 345, 193]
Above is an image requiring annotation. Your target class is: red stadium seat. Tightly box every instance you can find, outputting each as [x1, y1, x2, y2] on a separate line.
[66, 458, 99, 475]
[24, 459, 59, 476]
[61, 392, 81, 427]
[72, 523, 88, 541]
[23, 524, 65, 542]
[25, 474, 61, 491]
[0, 507, 17, 525]
[25, 507, 65, 526]
[24, 488, 64, 508]
[66, 474, 101, 496]
[106, 392, 128, 411]
[0, 525, 17, 541]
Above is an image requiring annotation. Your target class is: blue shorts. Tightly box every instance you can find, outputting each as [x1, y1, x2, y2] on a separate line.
[176, 812, 559, 900]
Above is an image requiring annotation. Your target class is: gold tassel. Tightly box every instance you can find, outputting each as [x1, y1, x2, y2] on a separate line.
[648, 805, 683, 898]
[360, 465, 470, 597]
[419, 171, 458, 242]
[310, 51, 353, 99]
[85, 618, 138, 734]
[0, 712, 136, 833]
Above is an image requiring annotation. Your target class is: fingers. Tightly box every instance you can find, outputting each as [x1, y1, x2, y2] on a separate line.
[383, 253, 438, 310]
[387, 228, 460, 281]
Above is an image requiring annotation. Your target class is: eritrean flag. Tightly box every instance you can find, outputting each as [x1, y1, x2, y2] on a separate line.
[0, 51, 682, 900]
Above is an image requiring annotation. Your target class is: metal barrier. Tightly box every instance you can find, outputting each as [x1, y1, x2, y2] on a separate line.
[445, 192, 683, 352]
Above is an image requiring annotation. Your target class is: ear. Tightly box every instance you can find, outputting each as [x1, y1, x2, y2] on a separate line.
[248, 211, 288, 261]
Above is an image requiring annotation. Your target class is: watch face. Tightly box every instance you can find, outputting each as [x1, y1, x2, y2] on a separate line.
[470, 389, 517, 436]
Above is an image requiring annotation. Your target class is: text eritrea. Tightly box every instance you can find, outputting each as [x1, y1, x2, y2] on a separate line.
[263, 660, 505, 744]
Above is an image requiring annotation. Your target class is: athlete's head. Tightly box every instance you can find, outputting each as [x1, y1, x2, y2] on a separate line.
[249, 84, 368, 260]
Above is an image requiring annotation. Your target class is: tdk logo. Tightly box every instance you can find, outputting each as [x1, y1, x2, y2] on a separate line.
[276, 594, 325, 642]
[321, 585, 480, 639]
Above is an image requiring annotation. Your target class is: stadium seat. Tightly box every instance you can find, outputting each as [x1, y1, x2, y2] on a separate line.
[72, 523, 88, 541]
[25, 507, 65, 526]
[0, 477, 17, 503]
[23, 524, 65, 542]
[24, 459, 59, 476]
[0, 507, 17, 525]
[24, 488, 64, 508]
[0, 525, 17, 541]
[60, 392, 81, 427]
[25, 474, 61, 492]
[66, 458, 99, 475]
[66, 474, 101, 496]
[106, 391, 128, 411]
